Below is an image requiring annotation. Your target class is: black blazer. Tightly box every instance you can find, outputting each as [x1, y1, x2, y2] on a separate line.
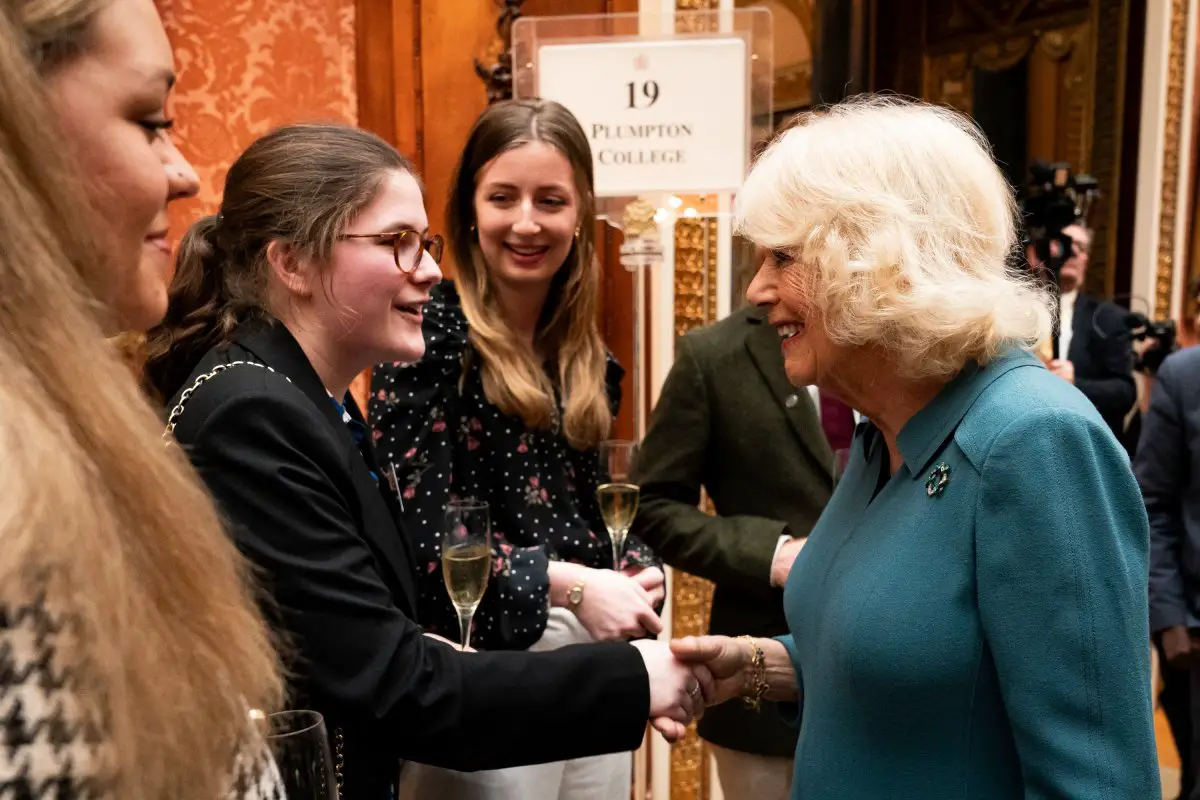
[1067, 292, 1136, 438]
[1137, 345, 1200, 635]
[165, 318, 649, 799]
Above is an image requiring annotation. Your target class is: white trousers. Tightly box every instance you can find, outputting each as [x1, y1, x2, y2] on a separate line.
[398, 609, 632, 800]
[709, 743, 794, 800]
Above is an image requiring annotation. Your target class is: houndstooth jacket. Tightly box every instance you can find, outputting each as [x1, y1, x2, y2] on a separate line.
[0, 594, 286, 799]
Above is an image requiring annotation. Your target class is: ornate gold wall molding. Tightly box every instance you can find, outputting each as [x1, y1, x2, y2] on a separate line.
[922, 22, 1092, 173]
[1056, 24, 1094, 176]
[923, 51, 973, 115]
[667, 12, 746, 800]
[676, 0, 720, 34]
[1155, 0, 1189, 320]
[670, 216, 719, 800]
[475, 0, 526, 104]
[673, 220, 714, 337]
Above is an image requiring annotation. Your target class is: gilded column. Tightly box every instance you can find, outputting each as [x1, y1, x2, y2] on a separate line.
[667, 216, 717, 800]
[1133, 0, 1196, 322]
[1155, 0, 1190, 319]
[670, 2, 725, 797]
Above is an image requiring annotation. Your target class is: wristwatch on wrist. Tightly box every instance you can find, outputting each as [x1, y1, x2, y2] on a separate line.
[567, 580, 586, 611]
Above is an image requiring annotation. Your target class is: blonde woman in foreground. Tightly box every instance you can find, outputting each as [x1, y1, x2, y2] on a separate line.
[1, 0, 283, 797]
[672, 96, 1159, 799]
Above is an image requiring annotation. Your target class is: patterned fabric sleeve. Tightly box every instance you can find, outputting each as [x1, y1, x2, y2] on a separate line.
[0, 596, 110, 798]
[0, 594, 284, 799]
[369, 283, 552, 650]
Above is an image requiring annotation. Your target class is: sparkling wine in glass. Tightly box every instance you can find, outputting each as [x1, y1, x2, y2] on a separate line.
[257, 709, 338, 800]
[597, 440, 640, 569]
[442, 500, 491, 650]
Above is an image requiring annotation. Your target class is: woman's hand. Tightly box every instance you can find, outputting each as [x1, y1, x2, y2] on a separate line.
[1162, 626, 1194, 667]
[623, 565, 666, 608]
[631, 640, 712, 743]
[669, 636, 750, 707]
[549, 561, 662, 641]
[671, 635, 799, 706]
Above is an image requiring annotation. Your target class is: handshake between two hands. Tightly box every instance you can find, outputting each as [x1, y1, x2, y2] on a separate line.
[632, 635, 765, 744]
[422, 630, 784, 744]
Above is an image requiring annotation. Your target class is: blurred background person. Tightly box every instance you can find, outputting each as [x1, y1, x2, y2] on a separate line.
[1026, 223, 1136, 439]
[1137, 341, 1200, 800]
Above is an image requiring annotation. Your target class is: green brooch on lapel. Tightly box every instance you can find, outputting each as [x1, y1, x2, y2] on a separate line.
[925, 462, 951, 497]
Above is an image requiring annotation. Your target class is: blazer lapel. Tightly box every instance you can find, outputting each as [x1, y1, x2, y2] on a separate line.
[1068, 292, 1092, 365]
[232, 319, 419, 611]
[743, 314, 835, 478]
[343, 395, 420, 573]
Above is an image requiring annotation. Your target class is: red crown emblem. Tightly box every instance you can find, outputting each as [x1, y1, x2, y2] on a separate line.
[633, 53, 649, 70]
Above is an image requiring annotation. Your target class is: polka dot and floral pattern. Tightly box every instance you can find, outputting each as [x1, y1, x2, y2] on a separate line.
[369, 282, 661, 651]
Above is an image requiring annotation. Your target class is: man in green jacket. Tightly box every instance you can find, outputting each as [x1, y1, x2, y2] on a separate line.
[631, 297, 853, 798]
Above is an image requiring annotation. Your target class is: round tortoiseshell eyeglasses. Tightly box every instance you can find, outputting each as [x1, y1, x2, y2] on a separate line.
[337, 230, 444, 274]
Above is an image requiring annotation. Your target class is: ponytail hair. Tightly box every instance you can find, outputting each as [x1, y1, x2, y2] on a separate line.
[144, 213, 265, 398]
[145, 123, 414, 398]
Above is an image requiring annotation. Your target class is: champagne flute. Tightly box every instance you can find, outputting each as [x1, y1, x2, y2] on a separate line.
[257, 709, 338, 800]
[597, 440, 640, 569]
[442, 500, 491, 651]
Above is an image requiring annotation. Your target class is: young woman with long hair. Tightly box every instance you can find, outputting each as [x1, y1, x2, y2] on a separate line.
[0, 0, 283, 796]
[369, 98, 665, 799]
[144, 122, 705, 800]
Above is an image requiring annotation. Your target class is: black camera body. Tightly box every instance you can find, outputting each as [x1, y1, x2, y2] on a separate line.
[1127, 312, 1179, 374]
[1019, 161, 1099, 275]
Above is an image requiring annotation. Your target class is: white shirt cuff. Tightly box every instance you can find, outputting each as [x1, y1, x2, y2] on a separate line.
[771, 534, 802, 586]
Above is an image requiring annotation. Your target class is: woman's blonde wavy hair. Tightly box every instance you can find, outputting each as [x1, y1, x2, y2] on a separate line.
[3, 2, 282, 797]
[737, 95, 1054, 379]
[447, 99, 611, 451]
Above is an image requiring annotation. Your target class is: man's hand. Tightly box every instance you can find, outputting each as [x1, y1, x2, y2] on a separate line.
[1047, 359, 1076, 385]
[770, 538, 805, 588]
[1162, 626, 1193, 667]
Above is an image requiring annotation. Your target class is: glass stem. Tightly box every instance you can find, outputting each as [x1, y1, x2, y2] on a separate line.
[457, 608, 474, 651]
[611, 529, 624, 571]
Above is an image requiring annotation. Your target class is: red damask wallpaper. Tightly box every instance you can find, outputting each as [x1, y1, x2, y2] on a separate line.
[156, 0, 361, 401]
[157, 0, 358, 229]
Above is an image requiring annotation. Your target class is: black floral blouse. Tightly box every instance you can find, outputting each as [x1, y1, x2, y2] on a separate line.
[369, 282, 661, 651]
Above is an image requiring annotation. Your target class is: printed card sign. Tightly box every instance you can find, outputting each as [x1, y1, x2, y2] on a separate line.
[536, 37, 749, 196]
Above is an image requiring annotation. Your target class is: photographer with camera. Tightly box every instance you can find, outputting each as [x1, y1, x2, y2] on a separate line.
[1022, 164, 1135, 440]
[1136, 279, 1200, 800]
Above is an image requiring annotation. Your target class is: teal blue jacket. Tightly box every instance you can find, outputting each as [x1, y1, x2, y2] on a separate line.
[779, 348, 1158, 798]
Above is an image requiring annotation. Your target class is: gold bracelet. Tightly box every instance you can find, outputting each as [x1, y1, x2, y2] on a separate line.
[739, 635, 768, 711]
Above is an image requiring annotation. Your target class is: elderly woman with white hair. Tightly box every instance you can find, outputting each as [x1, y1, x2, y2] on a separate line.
[671, 96, 1158, 798]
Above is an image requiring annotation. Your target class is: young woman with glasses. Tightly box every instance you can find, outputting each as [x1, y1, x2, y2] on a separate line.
[144, 122, 706, 800]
